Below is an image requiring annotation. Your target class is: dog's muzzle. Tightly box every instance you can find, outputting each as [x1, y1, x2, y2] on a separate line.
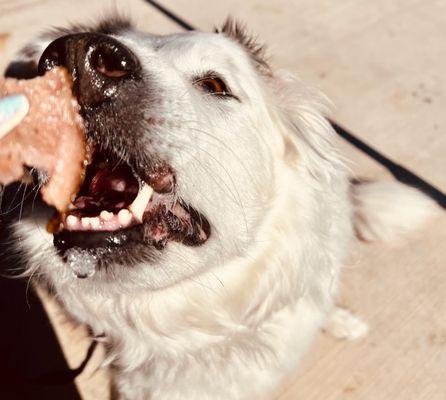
[35, 34, 211, 270]
[38, 32, 142, 107]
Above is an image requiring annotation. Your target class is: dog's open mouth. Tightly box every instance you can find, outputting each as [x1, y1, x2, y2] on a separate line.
[52, 147, 211, 254]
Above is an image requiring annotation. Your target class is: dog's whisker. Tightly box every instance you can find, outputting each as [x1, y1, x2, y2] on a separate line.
[172, 150, 229, 265]
[165, 248, 222, 296]
[17, 180, 29, 222]
[185, 124, 259, 184]
[0, 180, 26, 215]
[176, 138, 250, 236]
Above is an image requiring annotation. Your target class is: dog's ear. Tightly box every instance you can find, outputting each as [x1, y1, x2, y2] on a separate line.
[270, 70, 344, 180]
[216, 18, 270, 74]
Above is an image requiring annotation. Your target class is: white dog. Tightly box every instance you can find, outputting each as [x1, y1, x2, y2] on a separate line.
[6, 17, 435, 400]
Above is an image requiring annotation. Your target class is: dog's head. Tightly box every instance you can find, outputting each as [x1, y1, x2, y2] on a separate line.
[8, 17, 338, 292]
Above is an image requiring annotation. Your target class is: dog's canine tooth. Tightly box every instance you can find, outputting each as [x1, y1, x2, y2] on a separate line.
[128, 183, 153, 222]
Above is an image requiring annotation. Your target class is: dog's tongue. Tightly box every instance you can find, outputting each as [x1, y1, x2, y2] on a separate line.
[0, 68, 87, 212]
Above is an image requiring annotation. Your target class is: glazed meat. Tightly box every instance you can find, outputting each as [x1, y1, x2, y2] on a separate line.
[0, 68, 87, 212]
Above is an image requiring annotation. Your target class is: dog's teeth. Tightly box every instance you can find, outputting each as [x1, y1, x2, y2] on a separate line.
[100, 210, 113, 221]
[118, 209, 132, 227]
[90, 217, 100, 229]
[81, 217, 91, 229]
[129, 184, 153, 222]
[66, 215, 78, 229]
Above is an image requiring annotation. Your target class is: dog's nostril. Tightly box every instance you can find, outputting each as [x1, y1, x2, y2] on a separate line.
[89, 43, 137, 79]
[96, 53, 127, 78]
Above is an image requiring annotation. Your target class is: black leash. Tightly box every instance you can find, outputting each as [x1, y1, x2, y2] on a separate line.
[143, 0, 446, 210]
[144, 0, 195, 30]
[332, 122, 446, 208]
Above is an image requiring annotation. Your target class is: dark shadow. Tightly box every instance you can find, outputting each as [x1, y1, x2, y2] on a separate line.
[0, 183, 82, 400]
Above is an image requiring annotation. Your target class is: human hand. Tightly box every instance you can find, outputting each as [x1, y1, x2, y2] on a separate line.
[0, 94, 29, 140]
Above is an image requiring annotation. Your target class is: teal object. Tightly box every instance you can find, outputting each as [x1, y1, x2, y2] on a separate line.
[0, 94, 29, 140]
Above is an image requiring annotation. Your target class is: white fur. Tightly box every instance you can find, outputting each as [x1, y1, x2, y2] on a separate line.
[352, 181, 437, 242]
[325, 307, 369, 340]
[10, 26, 435, 400]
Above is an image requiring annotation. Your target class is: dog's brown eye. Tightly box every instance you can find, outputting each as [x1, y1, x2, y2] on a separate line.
[197, 77, 227, 94]
[194, 74, 238, 100]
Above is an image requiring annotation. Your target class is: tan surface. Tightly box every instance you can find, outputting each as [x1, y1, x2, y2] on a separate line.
[1, 1, 445, 399]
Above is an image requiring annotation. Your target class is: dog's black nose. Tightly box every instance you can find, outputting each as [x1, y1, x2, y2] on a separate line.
[38, 33, 141, 107]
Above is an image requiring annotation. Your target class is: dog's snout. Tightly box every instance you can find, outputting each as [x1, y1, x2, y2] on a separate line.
[38, 33, 141, 107]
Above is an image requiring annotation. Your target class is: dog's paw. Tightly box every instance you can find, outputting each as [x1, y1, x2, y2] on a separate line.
[324, 307, 369, 340]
